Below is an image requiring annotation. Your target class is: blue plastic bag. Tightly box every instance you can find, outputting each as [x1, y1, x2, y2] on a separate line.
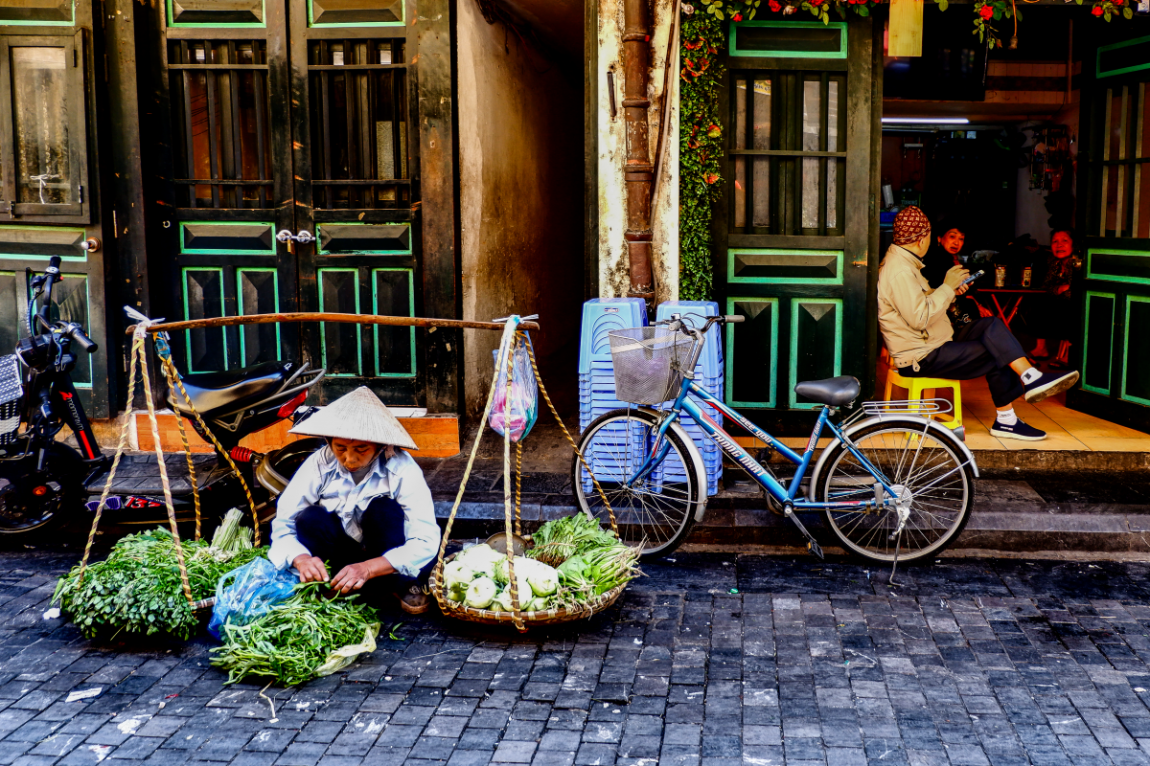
[208, 558, 299, 640]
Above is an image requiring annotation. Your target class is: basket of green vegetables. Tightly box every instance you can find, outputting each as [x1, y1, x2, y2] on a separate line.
[430, 514, 641, 628]
[53, 509, 264, 640]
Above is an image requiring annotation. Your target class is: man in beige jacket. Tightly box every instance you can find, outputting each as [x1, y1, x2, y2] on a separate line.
[878, 206, 1079, 441]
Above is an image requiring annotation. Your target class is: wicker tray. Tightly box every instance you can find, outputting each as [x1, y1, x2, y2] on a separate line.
[429, 552, 628, 628]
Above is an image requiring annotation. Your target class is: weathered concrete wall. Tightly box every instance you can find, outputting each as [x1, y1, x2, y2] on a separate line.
[597, 0, 679, 302]
[457, 0, 585, 417]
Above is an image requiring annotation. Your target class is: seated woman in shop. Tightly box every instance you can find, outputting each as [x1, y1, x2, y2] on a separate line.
[919, 218, 994, 341]
[1021, 228, 1079, 368]
[267, 386, 439, 615]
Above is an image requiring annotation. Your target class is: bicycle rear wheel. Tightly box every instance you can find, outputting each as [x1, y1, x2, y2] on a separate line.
[572, 409, 705, 560]
[815, 420, 975, 563]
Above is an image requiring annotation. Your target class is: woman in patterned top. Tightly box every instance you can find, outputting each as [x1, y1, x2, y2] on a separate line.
[1028, 229, 1078, 367]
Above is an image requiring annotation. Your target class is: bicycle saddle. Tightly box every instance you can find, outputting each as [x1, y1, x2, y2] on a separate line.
[794, 376, 860, 406]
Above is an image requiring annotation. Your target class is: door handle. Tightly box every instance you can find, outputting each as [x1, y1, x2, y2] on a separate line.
[276, 229, 316, 254]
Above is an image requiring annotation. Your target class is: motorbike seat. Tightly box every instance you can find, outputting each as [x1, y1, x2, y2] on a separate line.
[172, 361, 293, 417]
[793, 376, 861, 406]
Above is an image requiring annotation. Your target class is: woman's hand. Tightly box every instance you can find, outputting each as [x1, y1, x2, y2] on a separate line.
[332, 561, 376, 594]
[293, 554, 329, 583]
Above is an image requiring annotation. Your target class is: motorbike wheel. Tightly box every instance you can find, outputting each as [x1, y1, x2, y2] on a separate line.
[0, 443, 84, 538]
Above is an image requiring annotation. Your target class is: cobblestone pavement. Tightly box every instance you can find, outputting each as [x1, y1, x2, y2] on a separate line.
[8, 549, 1150, 766]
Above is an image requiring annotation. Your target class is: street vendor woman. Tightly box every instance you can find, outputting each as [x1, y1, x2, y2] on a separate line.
[268, 386, 439, 614]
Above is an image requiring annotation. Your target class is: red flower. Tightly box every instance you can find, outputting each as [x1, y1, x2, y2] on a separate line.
[1092, 4, 1103, 13]
[978, 4, 993, 20]
[705, 174, 720, 184]
[769, 0, 781, 10]
[733, 12, 743, 20]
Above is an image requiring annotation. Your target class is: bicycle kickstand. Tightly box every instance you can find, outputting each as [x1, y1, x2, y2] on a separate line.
[888, 538, 902, 587]
[783, 502, 824, 560]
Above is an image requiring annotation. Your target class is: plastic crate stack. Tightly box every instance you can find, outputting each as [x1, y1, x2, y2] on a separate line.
[578, 298, 648, 495]
[654, 301, 724, 496]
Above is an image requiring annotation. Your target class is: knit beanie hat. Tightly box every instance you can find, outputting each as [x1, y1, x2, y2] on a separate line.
[892, 206, 931, 246]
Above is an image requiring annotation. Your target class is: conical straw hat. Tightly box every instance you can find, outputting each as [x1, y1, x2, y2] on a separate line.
[289, 386, 418, 450]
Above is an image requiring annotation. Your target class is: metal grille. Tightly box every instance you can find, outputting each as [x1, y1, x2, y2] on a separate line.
[308, 39, 410, 210]
[608, 327, 696, 405]
[168, 40, 273, 209]
[0, 354, 22, 446]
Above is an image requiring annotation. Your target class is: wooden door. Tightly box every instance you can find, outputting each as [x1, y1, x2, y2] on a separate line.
[1070, 41, 1150, 433]
[158, 0, 422, 406]
[717, 17, 877, 427]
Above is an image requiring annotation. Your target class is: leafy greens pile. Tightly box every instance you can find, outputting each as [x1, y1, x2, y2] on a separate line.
[443, 514, 640, 613]
[210, 582, 380, 686]
[53, 512, 264, 640]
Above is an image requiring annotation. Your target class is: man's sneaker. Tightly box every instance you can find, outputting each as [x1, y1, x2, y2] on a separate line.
[400, 584, 429, 615]
[1024, 369, 1080, 404]
[991, 419, 1047, 441]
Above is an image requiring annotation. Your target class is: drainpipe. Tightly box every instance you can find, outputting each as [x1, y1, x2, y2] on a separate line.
[622, 0, 655, 304]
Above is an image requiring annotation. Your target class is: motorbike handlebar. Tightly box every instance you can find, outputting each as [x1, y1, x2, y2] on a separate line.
[62, 322, 98, 354]
[47, 256, 61, 272]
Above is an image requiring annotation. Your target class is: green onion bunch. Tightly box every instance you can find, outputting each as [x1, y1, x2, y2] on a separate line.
[210, 582, 380, 686]
[554, 543, 642, 606]
[53, 524, 266, 640]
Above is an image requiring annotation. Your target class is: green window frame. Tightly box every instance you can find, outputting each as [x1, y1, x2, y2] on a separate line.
[317, 267, 362, 378]
[1121, 295, 1150, 407]
[725, 297, 778, 409]
[729, 20, 847, 60]
[372, 268, 415, 378]
[1082, 291, 1116, 396]
[788, 298, 841, 410]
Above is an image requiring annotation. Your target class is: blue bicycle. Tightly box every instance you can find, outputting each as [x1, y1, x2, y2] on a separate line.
[573, 314, 979, 564]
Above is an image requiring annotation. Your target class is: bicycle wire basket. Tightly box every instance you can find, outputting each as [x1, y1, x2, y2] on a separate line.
[608, 326, 698, 405]
[0, 354, 22, 447]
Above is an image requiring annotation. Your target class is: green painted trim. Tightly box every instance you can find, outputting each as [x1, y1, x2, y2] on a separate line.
[729, 20, 847, 60]
[0, 2, 75, 26]
[178, 221, 276, 255]
[316, 223, 413, 255]
[307, 0, 404, 26]
[1082, 291, 1116, 397]
[788, 298, 842, 410]
[371, 268, 416, 378]
[236, 267, 280, 366]
[317, 267, 362, 378]
[1097, 33, 1150, 79]
[0, 225, 88, 262]
[166, 0, 267, 27]
[1086, 248, 1150, 286]
[724, 297, 778, 409]
[1121, 295, 1150, 408]
[726, 248, 844, 285]
[181, 267, 227, 373]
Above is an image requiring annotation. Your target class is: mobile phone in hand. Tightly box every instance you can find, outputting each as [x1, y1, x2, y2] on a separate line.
[959, 270, 985, 288]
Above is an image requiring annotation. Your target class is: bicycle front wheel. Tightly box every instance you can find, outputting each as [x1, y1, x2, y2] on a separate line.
[815, 420, 975, 563]
[572, 409, 706, 560]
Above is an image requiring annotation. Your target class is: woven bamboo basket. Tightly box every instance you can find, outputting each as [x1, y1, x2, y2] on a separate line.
[429, 551, 627, 627]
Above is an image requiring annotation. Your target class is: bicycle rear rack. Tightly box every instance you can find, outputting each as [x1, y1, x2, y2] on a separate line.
[841, 398, 953, 428]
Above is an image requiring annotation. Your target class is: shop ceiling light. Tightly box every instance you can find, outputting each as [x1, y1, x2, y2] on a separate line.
[882, 117, 971, 124]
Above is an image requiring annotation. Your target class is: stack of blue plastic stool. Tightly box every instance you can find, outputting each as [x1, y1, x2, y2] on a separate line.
[655, 301, 724, 496]
[578, 298, 647, 493]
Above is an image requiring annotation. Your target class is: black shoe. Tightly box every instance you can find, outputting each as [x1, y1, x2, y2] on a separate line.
[400, 584, 430, 615]
[990, 419, 1047, 441]
[1024, 370, 1079, 403]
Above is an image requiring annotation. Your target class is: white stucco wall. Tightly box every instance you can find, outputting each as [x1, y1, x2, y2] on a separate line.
[597, 0, 679, 302]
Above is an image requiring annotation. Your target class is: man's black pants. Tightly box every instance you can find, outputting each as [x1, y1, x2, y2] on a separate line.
[901, 317, 1025, 408]
[294, 496, 436, 603]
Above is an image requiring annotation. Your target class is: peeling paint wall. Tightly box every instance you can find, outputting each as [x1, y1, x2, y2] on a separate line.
[457, 0, 585, 417]
[597, 0, 679, 302]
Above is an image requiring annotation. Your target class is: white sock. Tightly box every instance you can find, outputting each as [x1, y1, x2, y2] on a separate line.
[996, 407, 1018, 426]
[1021, 367, 1042, 385]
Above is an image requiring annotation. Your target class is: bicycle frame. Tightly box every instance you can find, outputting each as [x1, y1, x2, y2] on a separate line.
[632, 378, 898, 512]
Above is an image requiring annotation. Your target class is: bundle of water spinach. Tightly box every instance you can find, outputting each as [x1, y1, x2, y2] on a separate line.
[53, 511, 264, 640]
[210, 582, 381, 686]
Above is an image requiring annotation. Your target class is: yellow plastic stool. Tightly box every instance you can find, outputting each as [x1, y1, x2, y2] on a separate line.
[884, 365, 963, 429]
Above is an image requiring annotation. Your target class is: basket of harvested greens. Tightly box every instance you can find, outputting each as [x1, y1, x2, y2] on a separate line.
[53, 509, 263, 640]
[431, 514, 641, 628]
[431, 319, 638, 631]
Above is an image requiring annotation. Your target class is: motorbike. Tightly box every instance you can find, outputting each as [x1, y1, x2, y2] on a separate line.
[0, 256, 326, 539]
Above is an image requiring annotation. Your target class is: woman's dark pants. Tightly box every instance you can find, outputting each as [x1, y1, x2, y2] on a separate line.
[294, 496, 437, 605]
[902, 317, 1026, 408]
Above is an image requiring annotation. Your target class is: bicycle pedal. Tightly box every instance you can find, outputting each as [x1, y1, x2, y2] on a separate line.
[807, 540, 825, 560]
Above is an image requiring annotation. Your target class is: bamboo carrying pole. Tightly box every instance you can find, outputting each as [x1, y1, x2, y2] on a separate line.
[126, 313, 541, 336]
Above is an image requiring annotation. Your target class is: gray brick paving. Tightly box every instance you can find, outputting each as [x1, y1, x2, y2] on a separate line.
[11, 549, 1150, 764]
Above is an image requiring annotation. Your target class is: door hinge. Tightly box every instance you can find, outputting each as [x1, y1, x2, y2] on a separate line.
[77, 185, 83, 204]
